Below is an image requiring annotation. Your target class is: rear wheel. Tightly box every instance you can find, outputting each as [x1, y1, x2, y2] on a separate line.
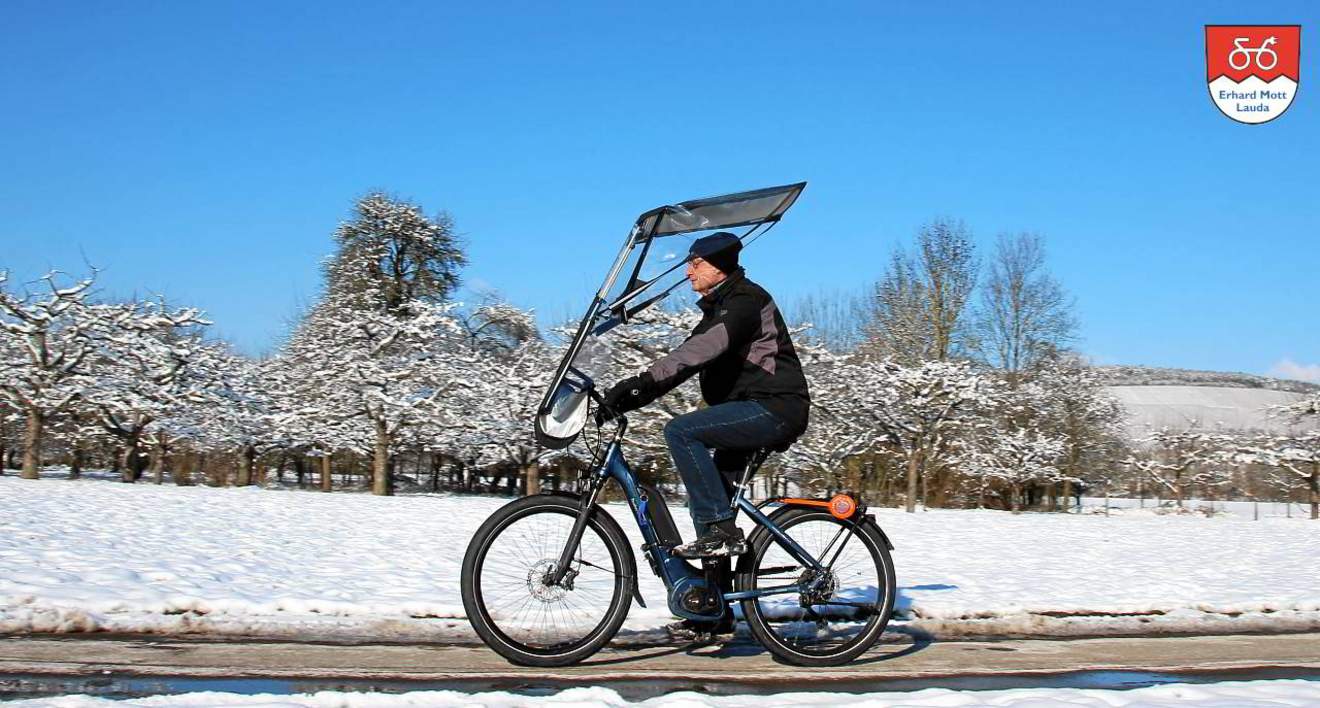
[460, 495, 633, 666]
[737, 507, 895, 666]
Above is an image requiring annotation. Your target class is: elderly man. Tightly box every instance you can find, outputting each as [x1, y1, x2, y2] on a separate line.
[599, 231, 811, 560]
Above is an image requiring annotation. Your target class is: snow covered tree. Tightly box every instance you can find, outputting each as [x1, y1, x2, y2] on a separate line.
[0, 343, 22, 471]
[855, 358, 996, 512]
[162, 342, 279, 487]
[459, 302, 552, 494]
[326, 192, 466, 313]
[0, 271, 204, 479]
[1226, 431, 1319, 518]
[462, 299, 540, 354]
[0, 271, 101, 478]
[1247, 398, 1320, 518]
[277, 193, 475, 495]
[80, 297, 209, 482]
[1121, 429, 1230, 508]
[1024, 355, 1126, 509]
[281, 294, 474, 495]
[963, 426, 1066, 513]
[780, 345, 872, 495]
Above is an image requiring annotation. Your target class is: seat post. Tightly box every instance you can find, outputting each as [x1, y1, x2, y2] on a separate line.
[730, 448, 772, 509]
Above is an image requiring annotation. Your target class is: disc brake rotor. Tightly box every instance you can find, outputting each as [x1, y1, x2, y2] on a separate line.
[526, 559, 571, 602]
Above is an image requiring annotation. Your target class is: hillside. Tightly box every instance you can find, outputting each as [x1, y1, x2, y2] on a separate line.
[1095, 365, 1319, 394]
[1097, 366, 1317, 435]
[1105, 385, 1313, 435]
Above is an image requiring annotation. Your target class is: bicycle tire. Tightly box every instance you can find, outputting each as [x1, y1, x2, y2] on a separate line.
[460, 495, 634, 666]
[737, 506, 895, 666]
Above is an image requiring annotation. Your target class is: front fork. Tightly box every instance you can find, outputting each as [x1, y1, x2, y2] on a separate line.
[546, 461, 609, 587]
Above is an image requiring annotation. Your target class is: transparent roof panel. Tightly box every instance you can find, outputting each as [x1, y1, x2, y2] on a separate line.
[637, 182, 805, 238]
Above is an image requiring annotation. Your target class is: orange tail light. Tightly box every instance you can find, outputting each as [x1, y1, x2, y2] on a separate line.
[828, 494, 857, 519]
[781, 494, 858, 519]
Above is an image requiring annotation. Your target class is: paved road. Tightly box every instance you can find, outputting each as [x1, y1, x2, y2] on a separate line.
[2, 633, 1319, 689]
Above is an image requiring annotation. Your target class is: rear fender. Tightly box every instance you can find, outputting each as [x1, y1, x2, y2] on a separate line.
[864, 513, 896, 551]
[736, 504, 894, 576]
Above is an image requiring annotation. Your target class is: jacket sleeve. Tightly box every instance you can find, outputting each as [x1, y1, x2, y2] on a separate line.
[642, 292, 761, 398]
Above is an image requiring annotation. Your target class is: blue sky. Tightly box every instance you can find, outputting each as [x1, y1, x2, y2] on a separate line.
[3, 1, 1317, 380]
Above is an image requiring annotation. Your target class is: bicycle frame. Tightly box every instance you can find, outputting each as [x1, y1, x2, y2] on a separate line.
[548, 412, 835, 621]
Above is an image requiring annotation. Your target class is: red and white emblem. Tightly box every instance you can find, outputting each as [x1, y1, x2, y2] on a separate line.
[1205, 25, 1301, 124]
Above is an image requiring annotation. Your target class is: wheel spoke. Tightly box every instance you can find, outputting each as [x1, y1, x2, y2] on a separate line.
[745, 512, 893, 663]
[471, 504, 625, 654]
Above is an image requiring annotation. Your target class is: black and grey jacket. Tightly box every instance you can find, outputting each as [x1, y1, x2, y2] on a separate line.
[638, 268, 810, 436]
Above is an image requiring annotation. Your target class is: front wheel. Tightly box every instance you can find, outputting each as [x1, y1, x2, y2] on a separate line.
[460, 495, 634, 666]
[737, 507, 896, 666]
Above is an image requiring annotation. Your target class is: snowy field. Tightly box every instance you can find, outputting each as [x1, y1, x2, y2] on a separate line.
[10, 681, 1320, 707]
[1104, 384, 1315, 435]
[2, 473, 1319, 641]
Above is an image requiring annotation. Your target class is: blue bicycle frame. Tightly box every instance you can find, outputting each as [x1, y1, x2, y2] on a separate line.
[549, 395, 844, 622]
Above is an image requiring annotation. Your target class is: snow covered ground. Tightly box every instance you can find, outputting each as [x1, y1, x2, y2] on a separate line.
[11, 680, 1320, 707]
[2, 473, 1318, 640]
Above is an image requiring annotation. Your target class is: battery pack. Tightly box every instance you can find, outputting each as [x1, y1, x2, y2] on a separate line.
[638, 482, 683, 547]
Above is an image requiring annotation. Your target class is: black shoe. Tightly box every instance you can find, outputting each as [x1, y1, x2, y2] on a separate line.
[673, 527, 747, 559]
[665, 615, 735, 643]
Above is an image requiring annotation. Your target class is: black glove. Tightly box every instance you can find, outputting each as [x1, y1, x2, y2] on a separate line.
[596, 373, 655, 425]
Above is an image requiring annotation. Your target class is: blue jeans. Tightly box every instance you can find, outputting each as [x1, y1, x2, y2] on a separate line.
[663, 400, 794, 536]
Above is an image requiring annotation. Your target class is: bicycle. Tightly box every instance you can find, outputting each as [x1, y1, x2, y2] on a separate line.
[1228, 36, 1279, 72]
[460, 368, 897, 667]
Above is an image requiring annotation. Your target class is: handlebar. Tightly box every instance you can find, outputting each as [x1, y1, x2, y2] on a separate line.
[567, 365, 628, 435]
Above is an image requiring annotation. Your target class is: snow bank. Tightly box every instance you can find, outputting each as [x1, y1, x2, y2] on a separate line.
[1, 475, 1318, 640]
[11, 680, 1320, 707]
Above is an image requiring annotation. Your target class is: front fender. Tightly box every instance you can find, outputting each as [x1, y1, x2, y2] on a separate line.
[538, 491, 647, 608]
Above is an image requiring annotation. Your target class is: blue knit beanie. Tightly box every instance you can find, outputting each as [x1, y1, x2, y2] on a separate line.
[689, 232, 741, 273]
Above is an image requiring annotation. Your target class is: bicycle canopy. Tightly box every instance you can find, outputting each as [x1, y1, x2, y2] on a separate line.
[535, 182, 807, 450]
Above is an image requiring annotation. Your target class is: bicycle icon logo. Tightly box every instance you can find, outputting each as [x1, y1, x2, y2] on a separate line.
[1204, 24, 1300, 125]
[1228, 36, 1278, 71]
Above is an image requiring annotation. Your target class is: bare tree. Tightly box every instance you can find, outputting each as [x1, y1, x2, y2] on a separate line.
[919, 220, 979, 361]
[975, 233, 1077, 385]
[862, 219, 978, 363]
[788, 289, 867, 352]
[862, 249, 928, 363]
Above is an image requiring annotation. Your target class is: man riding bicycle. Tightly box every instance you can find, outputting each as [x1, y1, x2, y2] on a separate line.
[598, 232, 811, 638]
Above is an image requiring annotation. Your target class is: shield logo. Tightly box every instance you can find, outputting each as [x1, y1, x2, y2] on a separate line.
[1206, 25, 1301, 124]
